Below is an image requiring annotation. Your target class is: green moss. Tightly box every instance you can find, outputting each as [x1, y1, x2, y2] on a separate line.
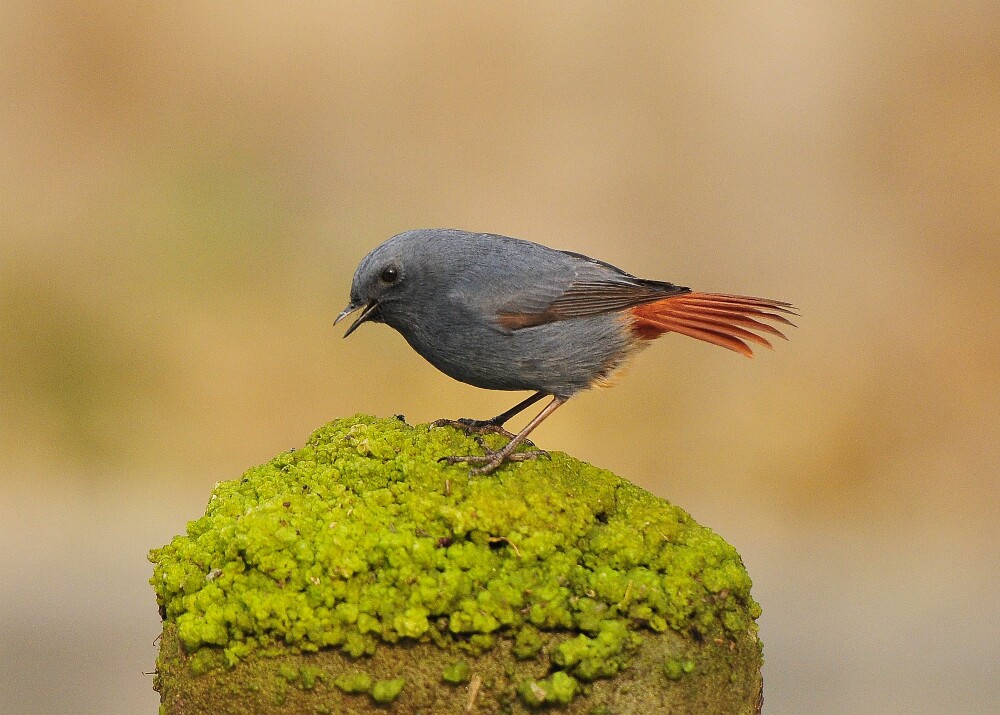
[441, 660, 470, 684]
[519, 672, 579, 707]
[188, 648, 221, 676]
[149, 415, 761, 705]
[513, 625, 544, 660]
[551, 620, 638, 681]
[370, 677, 405, 703]
[333, 671, 372, 694]
[518, 679, 547, 707]
[299, 665, 325, 690]
[277, 663, 298, 683]
[663, 657, 696, 680]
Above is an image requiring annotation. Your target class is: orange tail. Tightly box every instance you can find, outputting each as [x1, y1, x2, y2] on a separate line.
[628, 293, 798, 357]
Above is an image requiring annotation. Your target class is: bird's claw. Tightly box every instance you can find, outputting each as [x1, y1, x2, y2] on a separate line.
[429, 417, 533, 446]
[438, 448, 550, 476]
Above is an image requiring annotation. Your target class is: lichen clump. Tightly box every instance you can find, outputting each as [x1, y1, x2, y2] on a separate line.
[150, 415, 760, 699]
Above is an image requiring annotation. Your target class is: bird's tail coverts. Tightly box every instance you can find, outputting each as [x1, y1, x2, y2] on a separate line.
[628, 293, 798, 357]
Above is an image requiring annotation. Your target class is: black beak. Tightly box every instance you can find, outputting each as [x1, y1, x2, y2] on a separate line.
[334, 300, 380, 338]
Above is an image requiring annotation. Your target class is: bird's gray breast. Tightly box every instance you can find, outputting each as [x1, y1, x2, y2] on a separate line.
[385, 301, 632, 398]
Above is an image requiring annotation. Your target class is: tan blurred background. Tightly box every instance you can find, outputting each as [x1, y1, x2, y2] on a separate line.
[1, 3, 997, 714]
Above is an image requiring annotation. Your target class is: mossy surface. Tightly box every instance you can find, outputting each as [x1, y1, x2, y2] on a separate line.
[441, 660, 471, 684]
[151, 415, 763, 713]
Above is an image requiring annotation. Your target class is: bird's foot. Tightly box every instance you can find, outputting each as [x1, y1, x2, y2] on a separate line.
[430, 417, 533, 446]
[439, 446, 550, 476]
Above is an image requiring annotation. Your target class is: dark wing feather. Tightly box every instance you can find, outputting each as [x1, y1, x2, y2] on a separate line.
[546, 279, 690, 317]
[497, 277, 690, 329]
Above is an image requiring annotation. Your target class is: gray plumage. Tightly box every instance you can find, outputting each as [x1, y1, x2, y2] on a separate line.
[341, 229, 683, 397]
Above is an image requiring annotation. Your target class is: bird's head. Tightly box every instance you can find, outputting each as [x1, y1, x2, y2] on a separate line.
[335, 230, 447, 337]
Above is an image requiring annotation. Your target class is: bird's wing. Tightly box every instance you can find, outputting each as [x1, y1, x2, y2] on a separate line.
[495, 250, 690, 330]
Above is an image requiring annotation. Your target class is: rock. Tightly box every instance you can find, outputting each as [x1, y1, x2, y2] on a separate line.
[150, 415, 763, 713]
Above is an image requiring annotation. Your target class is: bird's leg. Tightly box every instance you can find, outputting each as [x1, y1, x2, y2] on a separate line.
[430, 391, 547, 442]
[440, 396, 566, 475]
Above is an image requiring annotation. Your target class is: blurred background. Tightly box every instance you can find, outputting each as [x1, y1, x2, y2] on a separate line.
[1, 3, 997, 713]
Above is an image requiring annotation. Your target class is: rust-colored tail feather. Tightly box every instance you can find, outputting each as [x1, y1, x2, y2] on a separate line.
[628, 293, 798, 357]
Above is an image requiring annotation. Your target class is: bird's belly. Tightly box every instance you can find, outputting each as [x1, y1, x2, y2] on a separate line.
[397, 314, 634, 398]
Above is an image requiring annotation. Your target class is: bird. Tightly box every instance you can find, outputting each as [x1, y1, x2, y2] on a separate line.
[336, 229, 796, 474]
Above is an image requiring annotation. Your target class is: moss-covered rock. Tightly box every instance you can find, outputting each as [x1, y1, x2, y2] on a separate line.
[151, 415, 763, 713]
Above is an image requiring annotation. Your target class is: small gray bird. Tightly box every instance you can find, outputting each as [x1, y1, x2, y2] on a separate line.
[336, 229, 796, 474]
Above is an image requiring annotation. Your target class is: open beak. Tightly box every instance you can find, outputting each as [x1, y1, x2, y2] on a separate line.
[334, 300, 380, 338]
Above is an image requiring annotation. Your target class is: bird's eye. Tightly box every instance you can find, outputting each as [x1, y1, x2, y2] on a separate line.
[380, 266, 399, 284]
